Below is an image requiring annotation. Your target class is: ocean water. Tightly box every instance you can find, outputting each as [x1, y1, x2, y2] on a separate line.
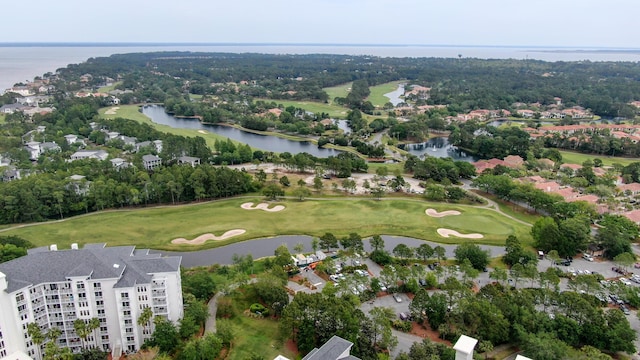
[1, 43, 639, 91]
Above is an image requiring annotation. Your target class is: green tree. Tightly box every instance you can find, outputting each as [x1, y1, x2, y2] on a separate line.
[148, 317, 180, 354]
[262, 183, 284, 200]
[454, 243, 489, 270]
[393, 243, 413, 260]
[138, 306, 154, 338]
[370, 235, 385, 252]
[415, 243, 434, 262]
[319, 232, 338, 252]
[291, 186, 311, 201]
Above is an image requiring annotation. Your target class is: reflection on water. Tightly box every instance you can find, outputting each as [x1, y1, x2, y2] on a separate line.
[142, 105, 341, 157]
[399, 137, 477, 162]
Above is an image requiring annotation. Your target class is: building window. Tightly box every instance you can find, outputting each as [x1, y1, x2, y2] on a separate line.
[76, 282, 85, 289]
[121, 293, 129, 299]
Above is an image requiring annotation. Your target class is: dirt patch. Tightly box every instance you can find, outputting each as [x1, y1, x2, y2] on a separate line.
[437, 228, 483, 239]
[284, 339, 299, 356]
[104, 107, 119, 115]
[171, 229, 246, 245]
[425, 208, 461, 218]
[410, 322, 452, 346]
[241, 202, 285, 212]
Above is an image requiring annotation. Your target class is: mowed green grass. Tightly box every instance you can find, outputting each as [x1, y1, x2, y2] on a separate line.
[97, 82, 121, 93]
[98, 105, 242, 149]
[323, 82, 352, 104]
[368, 81, 405, 107]
[0, 198, 531, 251]
[0, 114, 5, 124]
[256, 98, 350, 119]
[557, 149, 638, 167]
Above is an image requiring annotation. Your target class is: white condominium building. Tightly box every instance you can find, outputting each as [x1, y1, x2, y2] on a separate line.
[0, 243, 183, 359]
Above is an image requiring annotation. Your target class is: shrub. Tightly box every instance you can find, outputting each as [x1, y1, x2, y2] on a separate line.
[249, 303, 267, 315]
[392, 320, 412, 332]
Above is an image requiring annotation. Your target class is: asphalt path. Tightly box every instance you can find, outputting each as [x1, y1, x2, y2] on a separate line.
[154, 235, 506, 268]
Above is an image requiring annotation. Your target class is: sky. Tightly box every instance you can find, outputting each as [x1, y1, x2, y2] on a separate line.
[1, 0, 637, 48]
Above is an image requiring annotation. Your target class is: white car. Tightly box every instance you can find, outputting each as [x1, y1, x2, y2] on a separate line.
[393, 293, 402, 303]
[620, 278, 632, 286]
[583, 254, 594, 262]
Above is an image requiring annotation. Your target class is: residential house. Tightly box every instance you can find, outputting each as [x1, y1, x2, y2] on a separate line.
[142, 155, 162, 170]
[177, 156, 201, 167]
[559, 163, 582, 174]
[0, 104, 29, 114]
[618, 183, 640, 196]
[0, 243, 183, 358]
[2, 166, 22, 182]
[300, 335, 361, 360]
[623, 209, 640, 225]
[552, 187, 580, 200]
[70, 150, 109, 161]
[503, 155, 524, 168]
[534, 181, 562, 193]
[64, 134, 86, 146]
[7, 86, 33, 96]
[40, 142, 60, 154]
[135, 140, 163, 153]
[110, 158, 131, 170]
[23, 142, 41, 160]
[67, 175, 91, 196]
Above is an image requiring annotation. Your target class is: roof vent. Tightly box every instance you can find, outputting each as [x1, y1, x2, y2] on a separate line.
[50, 244, 58, 251]
[113, 264, 120, 269]
[71, 243, 78, 250]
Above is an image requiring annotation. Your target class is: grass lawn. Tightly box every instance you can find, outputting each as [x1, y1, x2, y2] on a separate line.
[0, 114, 5, 124]
[323, 82, 352, 104]
[225, 289, 297, 360]
[97, 82, 121, 93]
[256, 98, 350, 119]
[557, 149, 638, 167]
[189, 93, 203, 101]
[367, 162, 405, 175]
[98, 105, 242, 149]
[368, 81, 404, 108]
[0, 198, 531, 250]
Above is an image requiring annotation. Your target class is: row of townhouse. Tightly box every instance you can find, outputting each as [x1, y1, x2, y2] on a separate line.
[0, 243, 183, 360]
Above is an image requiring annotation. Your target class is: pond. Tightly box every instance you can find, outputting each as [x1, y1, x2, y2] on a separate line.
[142, 105, 342, 157]
[399, 137, 478, 162]
[383, 84, 406, 106]
[153, 235, 506, 268]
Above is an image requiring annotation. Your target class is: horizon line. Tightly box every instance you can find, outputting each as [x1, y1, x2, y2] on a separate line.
[0, 42, 638, 50]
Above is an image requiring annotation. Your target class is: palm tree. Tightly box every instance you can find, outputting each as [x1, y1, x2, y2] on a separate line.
[27, 323, 45, 360]
[88, 318, 100, 348]
[137, 307, 154, 339]
[73, 319, 89, 349]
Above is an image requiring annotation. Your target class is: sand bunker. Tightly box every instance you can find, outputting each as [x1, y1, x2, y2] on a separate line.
[425, 209, 461, 218]
[104, 107, 119, 115]
[171, 229, 246, 245]
[198, 130, 207, 134]
[437, 228, 483, 239]
[241, 202, 285, 212]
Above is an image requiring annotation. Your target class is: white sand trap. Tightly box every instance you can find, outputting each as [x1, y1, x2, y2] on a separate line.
[241, 202, 285, 212]
[425, 209, 461, 218]
[198, 130, 207, 134]
[104, 107, 119, 115]
[437, 228, 483, 239]
[171, 229, 246, 245]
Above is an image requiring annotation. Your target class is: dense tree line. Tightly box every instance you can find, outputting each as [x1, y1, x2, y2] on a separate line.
[404, 155, 476, 183]
[448, 121, 531, 159]
[0, 163, 254, 224]
[54, 52, 640, 117]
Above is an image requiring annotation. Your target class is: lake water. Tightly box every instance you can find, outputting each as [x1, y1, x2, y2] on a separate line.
[383, 84, 405, 106]
[399, 137, 478, 162]
[2, 43, 640, 92]
[142, 105, 341, 157]
[153, 234, 506, 267]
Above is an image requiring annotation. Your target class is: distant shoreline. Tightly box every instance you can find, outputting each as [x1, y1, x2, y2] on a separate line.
[0, 42, 639, 53]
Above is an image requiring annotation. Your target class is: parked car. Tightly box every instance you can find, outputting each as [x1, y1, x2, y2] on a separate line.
[399, 312, 410, 321]
[583, 254, 594, 262]
[621, 305, 631, 315]
[393, 293, 403, 303]
[620, 278, 632, 286]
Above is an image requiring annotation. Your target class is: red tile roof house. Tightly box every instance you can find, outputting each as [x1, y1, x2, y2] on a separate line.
[552, 187, 581, 200]
[560, 163, 583, 174]
[537, 158, 555, 168]
[503, 155, 525, 168]
[534, 181, 562, 193]
[567, 194, 599, 204]
[472, 158, 506, 173]
[618, 183, 640, 196]
[521, 175, 546, 183]
[623, 209, 640, 225]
